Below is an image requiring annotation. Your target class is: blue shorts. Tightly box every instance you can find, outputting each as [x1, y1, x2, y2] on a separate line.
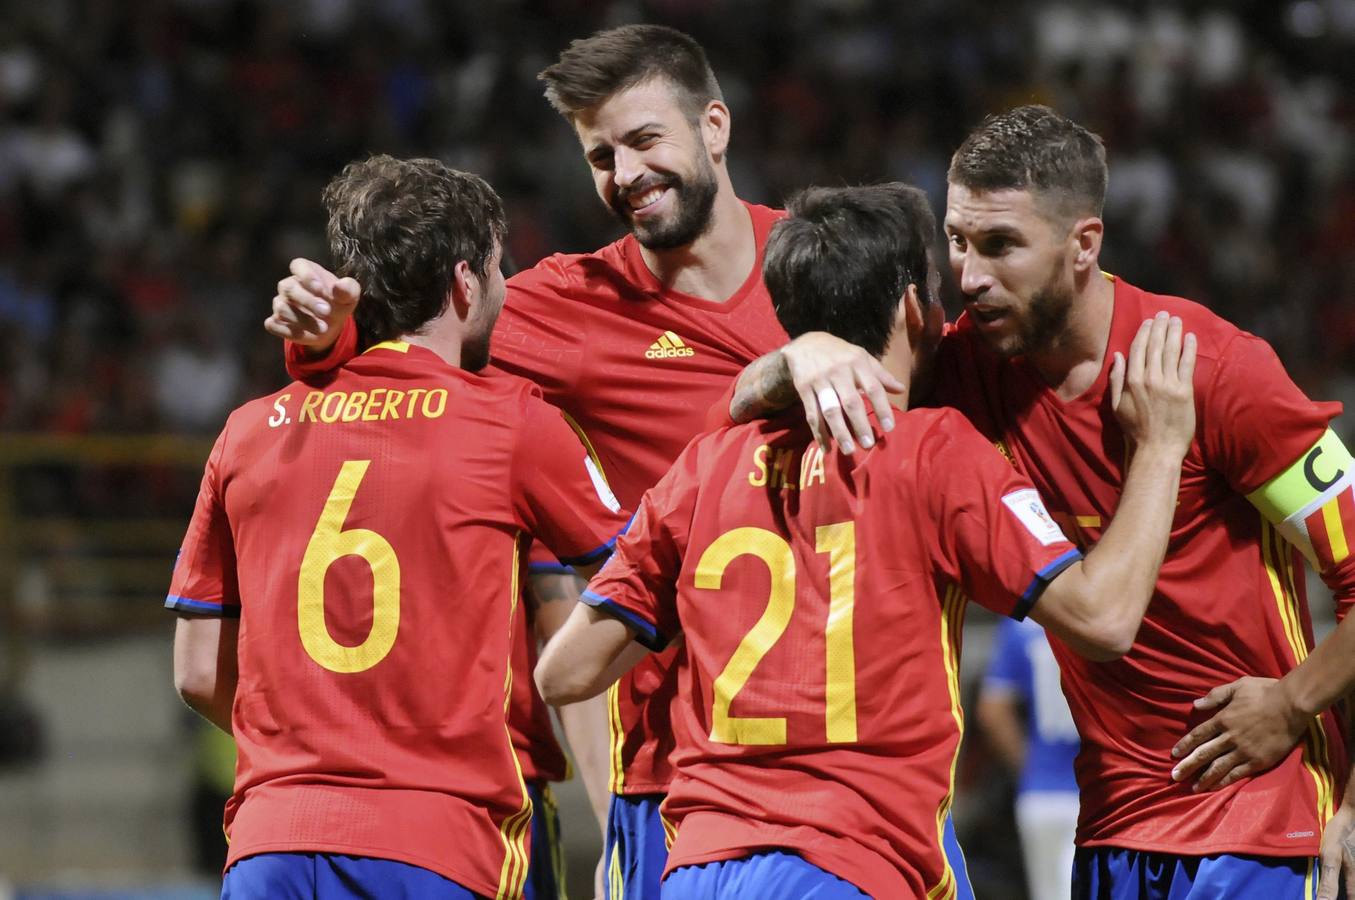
[943, 812, 976, 900]
[604, 792, 669, 900]
[601, 793, 972, 900]
[525, 780, 567, 900]
[221, 852, 481, 899]
[663, 849, 869, 898]
[1072, 846, 1318, 899]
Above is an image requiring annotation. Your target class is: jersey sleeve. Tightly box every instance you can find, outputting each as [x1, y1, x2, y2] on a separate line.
[511, 391, 632, 568]
[921, 410, 1082, 620]
[165, 427, 240, 617]
[1245, 427, 1355, 619]
[283, 318, 360, 380]
[1202, 332, 1342, 492]
[579, 444, 701, 651]
[982, 618, 1031, 698]
[1201, 332, 1353, 616]
[525, 538, 575, 577]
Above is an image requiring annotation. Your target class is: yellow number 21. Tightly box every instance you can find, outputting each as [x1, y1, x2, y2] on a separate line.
[298, 460, 401, 673]
[695, 522, 857, 746]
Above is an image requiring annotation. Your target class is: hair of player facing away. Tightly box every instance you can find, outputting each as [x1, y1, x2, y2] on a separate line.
[538, 23, 724, 122]
[948, 104, 1108, 225]
[322, 155, 507, 345]
[763, 182, 935, 358]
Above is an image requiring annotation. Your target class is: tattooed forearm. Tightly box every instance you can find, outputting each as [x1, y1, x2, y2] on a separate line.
[730, 350, 798, 423]
[527, 571, 587, 607]
[528, 570, 589, 643]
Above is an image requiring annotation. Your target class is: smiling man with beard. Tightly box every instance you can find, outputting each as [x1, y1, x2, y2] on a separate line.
[261, 24, 839, 900]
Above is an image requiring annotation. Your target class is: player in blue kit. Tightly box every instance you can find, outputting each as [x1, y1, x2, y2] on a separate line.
[979, 617, 1081, 900]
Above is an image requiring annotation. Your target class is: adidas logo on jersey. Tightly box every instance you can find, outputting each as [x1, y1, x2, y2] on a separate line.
[645, 331, 695, 359]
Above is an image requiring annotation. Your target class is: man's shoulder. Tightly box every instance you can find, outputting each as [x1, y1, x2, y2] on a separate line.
[744, 201, 788, 228]
[506, 238, 636, 303]
[889, 406, 987, 455]
[1112, 276, 1250, 358]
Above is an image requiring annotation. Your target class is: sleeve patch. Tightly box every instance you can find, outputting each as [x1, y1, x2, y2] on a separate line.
[1001, 489, 1070, 547]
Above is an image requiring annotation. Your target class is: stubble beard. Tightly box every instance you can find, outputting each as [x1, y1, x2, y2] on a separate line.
[991, 258, 1074, 359]
[611, 153, 719, 251]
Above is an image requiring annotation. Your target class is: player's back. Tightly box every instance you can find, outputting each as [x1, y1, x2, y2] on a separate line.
[203, 342, 575, 896]
[657, 407, 1040, 898]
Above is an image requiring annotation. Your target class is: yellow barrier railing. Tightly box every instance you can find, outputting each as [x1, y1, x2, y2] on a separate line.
[0, 434, 214, 692]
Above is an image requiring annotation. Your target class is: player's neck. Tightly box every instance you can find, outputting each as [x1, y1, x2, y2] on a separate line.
[401, 329, 463, 369]
[880, 341, 915, 413]
[1025, 271, 1115, 401]
[636, 183, 755, 301]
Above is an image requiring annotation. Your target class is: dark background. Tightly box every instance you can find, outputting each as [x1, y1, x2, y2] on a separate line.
[0, 1, 1350, 897]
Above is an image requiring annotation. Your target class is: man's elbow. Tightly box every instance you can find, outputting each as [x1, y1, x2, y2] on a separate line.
[174, 660, 217, 712]
[1072, 617, 1138, 662]
[535, 658, 600, 707]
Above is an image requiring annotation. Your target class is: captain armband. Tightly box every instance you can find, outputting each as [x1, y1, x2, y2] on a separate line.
[1246, 428, 1355, 571]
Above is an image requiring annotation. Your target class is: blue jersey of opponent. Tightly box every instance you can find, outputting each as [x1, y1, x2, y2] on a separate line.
[983, 617, 1079, 795]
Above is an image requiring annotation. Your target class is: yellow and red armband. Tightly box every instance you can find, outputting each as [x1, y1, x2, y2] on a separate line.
[1246, 428, 1355, 572]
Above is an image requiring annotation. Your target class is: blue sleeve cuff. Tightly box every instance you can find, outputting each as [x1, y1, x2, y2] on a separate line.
[1012, 548, 1082, 621]
[528, 562, 576, 576]
[557, 515, 635, 567]
[581, 589, 669, 651]
[165, 595, 240, 618]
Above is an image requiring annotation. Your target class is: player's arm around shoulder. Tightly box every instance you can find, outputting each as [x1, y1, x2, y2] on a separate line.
[729, 333, 906, 453]
[1030, 313, 1197, 661]
[266, 259, 362, 374]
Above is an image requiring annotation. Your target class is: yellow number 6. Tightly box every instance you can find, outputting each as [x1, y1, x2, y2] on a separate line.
[298, 460, 401, 673]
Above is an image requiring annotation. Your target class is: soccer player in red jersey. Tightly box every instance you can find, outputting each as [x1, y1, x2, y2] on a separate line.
[261, 25, 912, 900]
[535, 183, 1198, 898]
[168, 156, 631, 899]
[729, 106, 1355, 898]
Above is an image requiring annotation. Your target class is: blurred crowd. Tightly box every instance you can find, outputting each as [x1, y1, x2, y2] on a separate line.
[0, 0, 1352, 437]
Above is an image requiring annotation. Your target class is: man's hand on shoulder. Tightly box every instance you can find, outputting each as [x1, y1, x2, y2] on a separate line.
[780, 332, 905, 454]
[264, 258, 361, 355]
[1109, 312, 1197, 459]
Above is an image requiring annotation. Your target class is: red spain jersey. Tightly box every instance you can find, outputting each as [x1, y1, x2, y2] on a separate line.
[288, 202, 790, 795]
[933, 275, 1350, 857]
[582, 408, 1082, 898]
[167, 342, 630, 898]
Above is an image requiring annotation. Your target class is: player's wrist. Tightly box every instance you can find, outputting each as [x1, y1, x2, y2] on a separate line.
[1125, 438, 1188, 472]
[1277, 673, 1322, 725]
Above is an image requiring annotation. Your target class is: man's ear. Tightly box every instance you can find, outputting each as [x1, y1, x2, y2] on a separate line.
[449, 259, 475, 321]
[900, 283, 924, 347]
[1070, 216, 1104, 276]
[701, 100, 731, 162]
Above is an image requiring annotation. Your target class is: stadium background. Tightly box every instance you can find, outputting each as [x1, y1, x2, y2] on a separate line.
[0, 0, 1351, 897]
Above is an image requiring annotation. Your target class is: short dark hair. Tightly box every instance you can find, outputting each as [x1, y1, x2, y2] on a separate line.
[323, 155, 506, 344]
[948, 105, 1107, 222]
[538, 24, 723, 122]
[764, 183, 936, 358]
